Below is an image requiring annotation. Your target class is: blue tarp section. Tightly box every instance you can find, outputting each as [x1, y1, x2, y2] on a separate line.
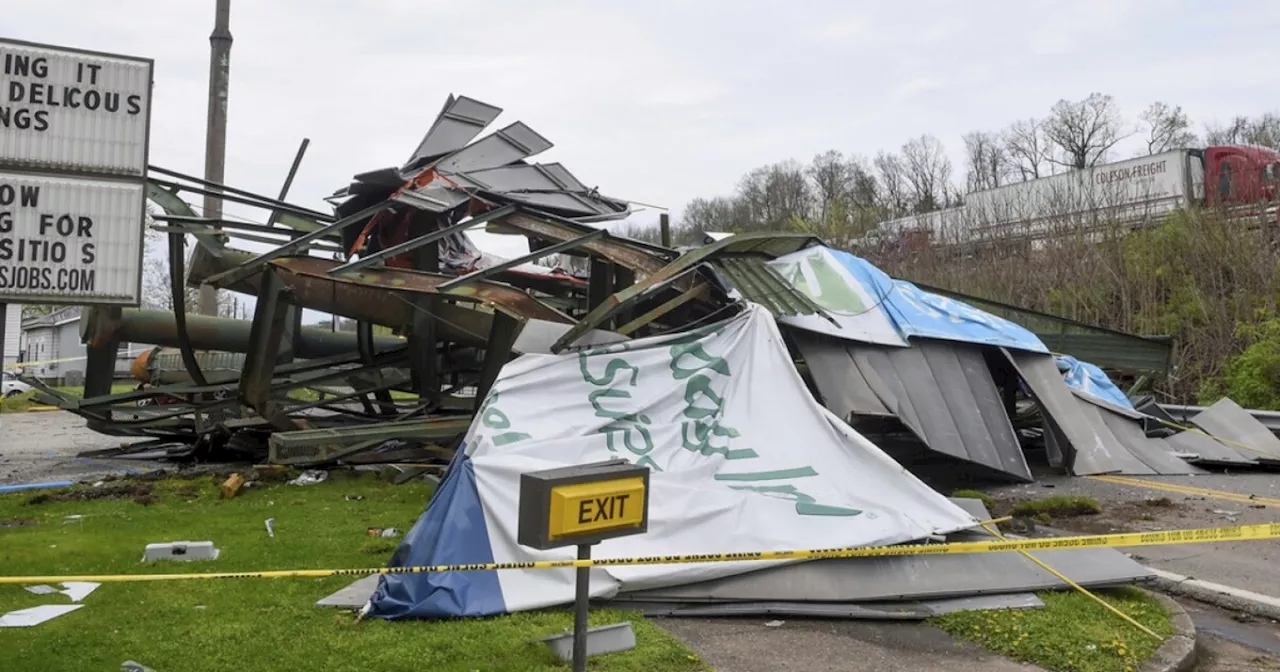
[365, 447, 507, 619]
[826, 248, 1050, 354]
[1056, 355, 1135, 410]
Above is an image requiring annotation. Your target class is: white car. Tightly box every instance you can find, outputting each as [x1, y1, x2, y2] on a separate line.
[2, 371, 32, 397]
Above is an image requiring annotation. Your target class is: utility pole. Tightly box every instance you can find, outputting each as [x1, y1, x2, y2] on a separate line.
[198, 0, 232, 316]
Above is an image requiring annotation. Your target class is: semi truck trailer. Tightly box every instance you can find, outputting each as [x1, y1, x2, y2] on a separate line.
[868, 144, 1280, 249]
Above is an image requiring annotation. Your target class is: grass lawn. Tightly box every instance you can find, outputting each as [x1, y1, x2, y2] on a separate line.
[1, 384, 139, 413]
[0, 472, 705, 672]
[933, 587, 1175, 672]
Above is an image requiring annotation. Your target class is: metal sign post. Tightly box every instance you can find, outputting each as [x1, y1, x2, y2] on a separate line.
[518, 458, 651, 672]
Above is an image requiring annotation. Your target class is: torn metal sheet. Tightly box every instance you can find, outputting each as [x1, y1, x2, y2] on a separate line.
[799, 335, 1031, 481]
[1004, 349, 1197, 476]
[792, 331, 891, 418]
[316, 575, 380, 608]
[1188, 398, 1280, 466]
[404, 95, 503, 170]
[435, 122, 553, 173]
[1165, 428, 1256, 467]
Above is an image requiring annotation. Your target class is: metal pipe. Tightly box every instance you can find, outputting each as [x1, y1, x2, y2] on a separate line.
[82, 307, 405, 359]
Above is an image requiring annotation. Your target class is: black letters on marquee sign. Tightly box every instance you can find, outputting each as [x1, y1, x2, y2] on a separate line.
[0, 50, 144, 134]
[0, 181, 98, 293]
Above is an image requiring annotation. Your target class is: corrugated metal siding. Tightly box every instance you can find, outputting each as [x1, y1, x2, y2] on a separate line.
[712, 257, 824, 318]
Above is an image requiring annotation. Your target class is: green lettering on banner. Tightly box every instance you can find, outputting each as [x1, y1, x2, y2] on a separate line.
[579, 355, 639, 387]
[681, 420, 756, 459]
[476, 389, 532, 447]
[578, 350, 663, 472]
[728, 484, 863, 517]
[714, 467, 819, 481]
[669, 341, 730, 380]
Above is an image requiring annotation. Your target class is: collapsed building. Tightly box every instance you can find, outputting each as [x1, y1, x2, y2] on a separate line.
[27, 94, 1280, 619]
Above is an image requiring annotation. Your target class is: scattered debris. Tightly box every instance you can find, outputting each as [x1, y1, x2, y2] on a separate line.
[764, 620, 785, 628]
[24, 585, 57, 595]
[287, 471, 328, 487]
[142, 541, 220, 563]
[1211, 509, 1242, 516]
[366, 527, 401, 538]
[121, 661, 157, 672]
[59, 582, 100, 602]
[534, 622, 637, 663]
[220, 473, 246, 499]
[264, 518, 275, 538]
[0, 605, 84, 628]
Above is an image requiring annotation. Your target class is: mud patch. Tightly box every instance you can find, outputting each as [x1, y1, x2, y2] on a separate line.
[26, 483, 155, 506]
[0, 517, 39, 528]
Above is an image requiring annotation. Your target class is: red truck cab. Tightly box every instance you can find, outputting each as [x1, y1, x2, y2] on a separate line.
[1202, 145, 1280, 206]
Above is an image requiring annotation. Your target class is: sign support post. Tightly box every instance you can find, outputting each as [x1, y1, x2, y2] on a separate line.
[572, 543, 592, 672]
[518, 458, 651, 671]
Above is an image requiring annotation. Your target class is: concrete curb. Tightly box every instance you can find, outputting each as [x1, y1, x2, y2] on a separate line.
[1140, 590, 1197, 672]
[1145, 567, 1280, 622]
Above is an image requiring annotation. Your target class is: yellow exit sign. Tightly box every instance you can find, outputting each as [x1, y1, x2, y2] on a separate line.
[517, 459, 651, 550]
[548, 477, 646, 541]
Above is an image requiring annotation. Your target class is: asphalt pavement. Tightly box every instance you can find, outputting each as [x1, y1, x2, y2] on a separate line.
[0, 411, 157, 485]
[985, 471, 1280, 600]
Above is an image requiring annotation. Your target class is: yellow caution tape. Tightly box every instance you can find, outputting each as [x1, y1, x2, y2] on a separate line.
[0, 522, 1276, 585]
[1089, 474, 1280, 508]
[2, 350, 152, 372]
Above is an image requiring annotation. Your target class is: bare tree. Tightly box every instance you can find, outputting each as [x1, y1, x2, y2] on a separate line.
[736, 161, 812, 230]
[873, 151, 910, 217]
[847, 155, 879, 210]
[679, 196, 741, 236]
[141, 225, 246, 319]
[1204, 113, 1280, 150]
[962, 130, 1010, 192]
[1141, 101, 1197, 154]
[1043, 92, 1133, 169]
[1004, 118, 1052, 181]
[1204, 116, 1251, 146]
[806, 150, 853, 225]
[901, 134, 953, 213]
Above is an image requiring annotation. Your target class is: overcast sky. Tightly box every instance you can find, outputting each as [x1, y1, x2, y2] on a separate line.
[9, 0, 1280, 253]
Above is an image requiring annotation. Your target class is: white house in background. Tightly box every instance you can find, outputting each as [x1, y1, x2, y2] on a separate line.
[19, 307, 140, 385]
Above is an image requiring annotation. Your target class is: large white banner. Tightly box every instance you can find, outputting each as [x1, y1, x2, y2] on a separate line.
[462, 304, 977, 612]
